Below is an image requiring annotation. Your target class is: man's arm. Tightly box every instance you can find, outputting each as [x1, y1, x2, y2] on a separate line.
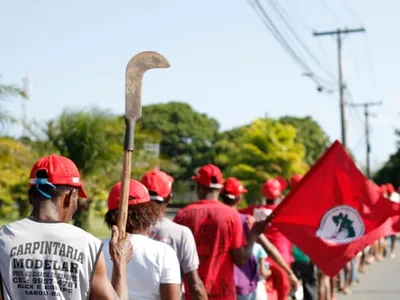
[160, 283, 181, 300]
[231, 218, 267, 267]
[89, 253, 128, 300]
[179, 227, 208, 300]
[257, 234, 299, 289]
[185, 271, 208, 300]
[90, 226, 132, 300]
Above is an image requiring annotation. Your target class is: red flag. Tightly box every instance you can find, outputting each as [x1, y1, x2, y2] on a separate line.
[263, 141, 400, 276]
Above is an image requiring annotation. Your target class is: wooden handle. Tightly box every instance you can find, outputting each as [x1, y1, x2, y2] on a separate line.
[116, 150, 133, 240]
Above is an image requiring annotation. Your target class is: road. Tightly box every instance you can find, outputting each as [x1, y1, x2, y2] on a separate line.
[337, 249, 400, 300]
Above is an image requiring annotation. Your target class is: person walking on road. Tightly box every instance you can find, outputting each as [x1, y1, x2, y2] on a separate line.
[141, 169, 207, 300]
[0, 154, 133, 300]
[174, 164, 268, 300]
[103, 179, 182, 300]
[220, 177, 299, 300]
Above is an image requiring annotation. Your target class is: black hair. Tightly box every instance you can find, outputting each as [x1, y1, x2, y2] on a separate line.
[28, 169, 74, 201]
[104, 198, 161, 234]
[220, 192, 239, 206]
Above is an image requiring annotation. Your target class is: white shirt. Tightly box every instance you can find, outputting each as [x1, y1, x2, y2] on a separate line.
[0, 218, 102, 300]
[102, 233, 181, 300]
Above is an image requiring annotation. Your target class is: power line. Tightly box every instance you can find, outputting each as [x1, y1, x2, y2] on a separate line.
[349, 101, 383, 178]
[266, 0, 336, 82]
[313, 27, 366, 149]
[247, 0, 334, 90]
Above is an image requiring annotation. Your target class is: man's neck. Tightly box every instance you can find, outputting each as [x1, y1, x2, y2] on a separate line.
[30, 202, 64, 223]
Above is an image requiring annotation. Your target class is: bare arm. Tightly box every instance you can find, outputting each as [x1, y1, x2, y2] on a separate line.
[231, 230, 259, 266]
[231, 220, 267, 267]
[258, 257, 271, 279]
[160, 283, 181, 300]
[185, 270, 208, 300]
[90, 226, 132, 300]
[257, 234, 299, 289]
[89, 253, 128, 300]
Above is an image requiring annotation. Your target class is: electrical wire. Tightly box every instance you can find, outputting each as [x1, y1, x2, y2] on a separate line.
[247, 0, 335, 90]
[266, 0, 337, 82]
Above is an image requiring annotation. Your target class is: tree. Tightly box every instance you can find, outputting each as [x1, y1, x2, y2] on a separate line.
[0, 75, 27, 130]
[0, 137, 36, 218]
[39, 108, 162, 230]
[215, 119, 308, 204]
[140, 102, 220, 180]
[279, 116, 330, 166]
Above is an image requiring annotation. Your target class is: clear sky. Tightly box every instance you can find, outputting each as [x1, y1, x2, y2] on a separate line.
[1, 0, 399, 171]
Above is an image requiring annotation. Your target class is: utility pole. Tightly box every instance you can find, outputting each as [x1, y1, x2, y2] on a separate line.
[313, 27, 365, 149]
[349, 101, 382, 178]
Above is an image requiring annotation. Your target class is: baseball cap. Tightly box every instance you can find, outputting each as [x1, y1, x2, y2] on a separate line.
[223, 177, 248, 199]
[261, 179, 282, 200]
[107, 179, 150, 210]
[29, 154, 87, 198]
[141, 169, 174, 201]
[191, 164, 223, 189]
[290, 174, 303, 189]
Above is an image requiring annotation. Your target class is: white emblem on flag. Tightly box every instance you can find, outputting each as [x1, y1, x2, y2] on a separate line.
[316, 205, 365, 244]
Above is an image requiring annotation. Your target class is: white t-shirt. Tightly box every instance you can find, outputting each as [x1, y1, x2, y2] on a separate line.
[102, 233, 181, 300]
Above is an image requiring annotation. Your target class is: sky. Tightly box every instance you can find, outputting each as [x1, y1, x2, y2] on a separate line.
[1, 0, 399, 171]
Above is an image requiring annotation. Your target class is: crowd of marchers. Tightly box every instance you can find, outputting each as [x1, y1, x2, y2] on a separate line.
[0, 154, 397, 300]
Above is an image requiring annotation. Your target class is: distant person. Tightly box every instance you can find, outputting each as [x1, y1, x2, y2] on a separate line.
[220, 177, 298, 300]
[141, 169, 207, 300]
[174, 164, 268, 300]
[0, 154, 132, 300]
[240, 179, 293, 300]
[102, 179, 181, 300]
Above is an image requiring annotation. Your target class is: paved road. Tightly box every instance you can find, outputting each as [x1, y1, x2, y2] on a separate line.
[337, 249, 400, 300]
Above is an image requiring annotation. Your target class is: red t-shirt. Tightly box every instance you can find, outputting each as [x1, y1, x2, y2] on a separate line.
[239, 204, 293, 264]
[174, 199, 246, 300]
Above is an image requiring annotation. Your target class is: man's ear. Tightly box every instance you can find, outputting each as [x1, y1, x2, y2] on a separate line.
[63, 190, 73, 208]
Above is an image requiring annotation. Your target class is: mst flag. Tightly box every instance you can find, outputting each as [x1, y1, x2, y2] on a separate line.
[268, 140, 400, 276]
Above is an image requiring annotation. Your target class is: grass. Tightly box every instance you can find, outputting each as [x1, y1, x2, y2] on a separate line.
[0, 215, 111, 240]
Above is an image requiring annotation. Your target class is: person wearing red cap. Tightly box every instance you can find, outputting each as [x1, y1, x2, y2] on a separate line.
[0, 154, 133, 300]
[173, 164, 268, 300]
[220, 178, 299, 300]
[261, 179, 293, 300]
[141, 169, 207, 300]
[102, 178, 181, 300]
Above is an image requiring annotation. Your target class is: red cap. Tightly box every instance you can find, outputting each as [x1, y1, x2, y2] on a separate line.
[290, 174, 303, 189]
[107, 179, 150, 210]
[29, 154, 87, 198]
[261, 179, 281, 199]
[387, 183, 395, 195]
[141, 169, 174, 201]
[191, 164, 223, 189]
[223, 177, 248, 199]
[380, 184, 388, 196]
[276, 176, 288, 192]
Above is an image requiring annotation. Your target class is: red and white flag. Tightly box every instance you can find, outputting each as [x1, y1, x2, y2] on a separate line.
[255, 141, 400, 276]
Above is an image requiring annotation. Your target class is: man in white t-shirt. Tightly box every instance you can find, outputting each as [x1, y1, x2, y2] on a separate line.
[102, 178, 182, 300]
[141, 169, 207, 300]
[0, 154, 132, 300]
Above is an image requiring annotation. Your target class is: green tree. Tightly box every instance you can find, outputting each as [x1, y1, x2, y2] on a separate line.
[140, 102, 220, 180]
[40, 108, 162, 230]
[279, 116, 330, 166]
[215, 119, 308, 204]
[0, 137, 36, 218]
